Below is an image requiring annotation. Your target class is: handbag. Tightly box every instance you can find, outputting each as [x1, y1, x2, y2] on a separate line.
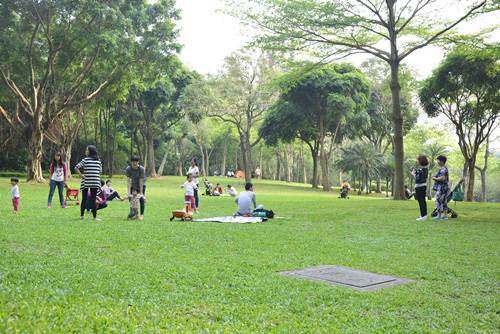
[452, 184, 464, 201]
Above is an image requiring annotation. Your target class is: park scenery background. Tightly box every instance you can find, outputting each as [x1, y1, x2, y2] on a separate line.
[0, 0, 499, 332]
[0, 177, 499, 332]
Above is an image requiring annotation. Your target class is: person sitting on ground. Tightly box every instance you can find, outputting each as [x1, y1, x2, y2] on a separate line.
[102, 180, 123, 201]
[227, 184, 238, 197]
[122, 186, 147, 220]
[86, 179, 108, 214]
[213, 183, 223, 195]
[234, 182, 263, 216]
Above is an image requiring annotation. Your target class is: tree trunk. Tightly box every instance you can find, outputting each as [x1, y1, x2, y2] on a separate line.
[283, 143, 291, 183]
[276, 149, 281, 181]
[475, 138, 489, 202]
[259, 143, 263, 180]
[301, 145, 307, 184]
[376, 178, 382, 193]
[26, 126, 45, 182]
[157, 140, 172, 176]
[146, 131, 157, 178]
[464, 155, 477, 202]
[319, 133, 331, 191]
[389, 61, 406, 200]
[222, 129, 230, 177]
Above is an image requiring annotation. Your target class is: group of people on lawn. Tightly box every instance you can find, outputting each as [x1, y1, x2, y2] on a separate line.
[9, 144, 449, 221]
[12, 145, 261, 220]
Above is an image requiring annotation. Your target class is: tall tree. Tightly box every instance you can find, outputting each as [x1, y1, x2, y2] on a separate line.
[0, 0, 180, 181]
[419, 49, 500, 201]
[182, 50, 278, 183]
[260, 63, 370, 191]
[224, 0, 494, 199]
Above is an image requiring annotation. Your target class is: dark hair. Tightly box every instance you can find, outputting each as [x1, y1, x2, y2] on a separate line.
[190, 158, 198, 166]
[11, 177, 19, 183]
[187, 173, 192, 180]
[106, 180, 111, 184]
[87, 145, 99, 160]
[131, 187, 140, 193]
[52, 151, 64, 168]
[216, 183, 220, 185]
[437, 155, 447, 164]
[227, 184, 232, 188]
[245, 183, 253, 191]
[100, 179, 105, 187]
[417, 155, 429, 166]
[130, 155, 140, 162]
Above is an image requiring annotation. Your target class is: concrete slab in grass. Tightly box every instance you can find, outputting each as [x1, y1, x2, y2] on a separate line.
[277, 265, 415, 292]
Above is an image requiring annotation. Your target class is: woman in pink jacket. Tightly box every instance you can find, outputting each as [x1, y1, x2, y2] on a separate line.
[47, 152, 68, 208]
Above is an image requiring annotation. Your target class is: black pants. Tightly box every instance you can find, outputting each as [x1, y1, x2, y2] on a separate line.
[81, 188, 98, 218]
[415, 186, 427, 217]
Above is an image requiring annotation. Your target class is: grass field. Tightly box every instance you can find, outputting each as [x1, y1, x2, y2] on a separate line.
[0, 176, 498, 333]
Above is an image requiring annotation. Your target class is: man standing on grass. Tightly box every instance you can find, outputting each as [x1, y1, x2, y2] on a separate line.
[126, 155, 147, 221]
[234, 182, 263, 216]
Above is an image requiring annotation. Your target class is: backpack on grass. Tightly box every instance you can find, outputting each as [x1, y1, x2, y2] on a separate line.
[253, 208, 275, 218]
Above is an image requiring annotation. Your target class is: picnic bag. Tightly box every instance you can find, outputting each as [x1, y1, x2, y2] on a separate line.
[253, 208, 275, 218]
[451, 184, 464, 201]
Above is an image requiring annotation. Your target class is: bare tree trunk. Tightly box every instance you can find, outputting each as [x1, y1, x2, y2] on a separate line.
[157, 140, 172, 176]
[26, 126, 45, 182]
[301, 144, 307, 184]
[222, 129, 230, 177]
[276, 148, 281, 181]
[146, 131, 157, 178]
[474, 138, 489, 202]
[389, 60, 405, 200]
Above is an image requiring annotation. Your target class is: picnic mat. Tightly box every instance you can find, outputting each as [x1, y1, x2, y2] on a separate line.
[193, 216, 266, 223]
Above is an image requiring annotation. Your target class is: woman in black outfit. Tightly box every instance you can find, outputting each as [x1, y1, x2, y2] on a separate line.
[412, 155, 429, 221]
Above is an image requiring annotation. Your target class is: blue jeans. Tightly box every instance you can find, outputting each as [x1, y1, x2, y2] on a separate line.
[106, 191, 121, 201]
[48, 179, 65, 206]
[194, 184, 199, 209]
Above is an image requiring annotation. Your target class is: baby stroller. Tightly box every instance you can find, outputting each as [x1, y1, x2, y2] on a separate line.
[431, 179, 464, 218]
[339, 185, 350, 199]
[202, 178, 214, 196]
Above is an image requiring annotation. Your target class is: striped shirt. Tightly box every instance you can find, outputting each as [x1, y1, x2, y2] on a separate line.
[75, 157, 102, 189]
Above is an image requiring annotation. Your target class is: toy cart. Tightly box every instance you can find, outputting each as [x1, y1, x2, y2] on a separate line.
[170, 201, 194, 221]
[65, 185, 80, 205]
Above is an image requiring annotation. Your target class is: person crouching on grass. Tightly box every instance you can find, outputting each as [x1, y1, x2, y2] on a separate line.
[11, 177, 20, 212]
[122, 187, 147, 220]
[181, 173, 198, 213]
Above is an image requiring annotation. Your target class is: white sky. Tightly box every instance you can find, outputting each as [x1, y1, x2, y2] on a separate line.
[174, 0, 499, 150]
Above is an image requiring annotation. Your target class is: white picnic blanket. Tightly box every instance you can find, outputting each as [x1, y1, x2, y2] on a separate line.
[192, 216, 266, 223]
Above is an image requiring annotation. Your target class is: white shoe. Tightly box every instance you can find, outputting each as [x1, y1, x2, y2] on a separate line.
[417, 216, 427, 221]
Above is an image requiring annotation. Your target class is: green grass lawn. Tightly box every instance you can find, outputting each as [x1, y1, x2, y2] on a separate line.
[0, 176, 498, 333]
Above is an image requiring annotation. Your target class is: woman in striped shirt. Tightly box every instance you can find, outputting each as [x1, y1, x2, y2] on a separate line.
[75, 145, 102, 221]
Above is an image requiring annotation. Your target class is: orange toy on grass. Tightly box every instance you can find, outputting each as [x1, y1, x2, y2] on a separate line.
[170, 201, 194, 221]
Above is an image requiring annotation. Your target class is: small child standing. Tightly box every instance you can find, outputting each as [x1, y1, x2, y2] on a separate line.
[122, 187, 147, 220]
[181, 174, 198, 213]
[11, 177, 20, 212]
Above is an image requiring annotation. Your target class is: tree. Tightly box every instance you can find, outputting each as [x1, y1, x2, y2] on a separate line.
[260, 63, 370, 190]
[336, 142, 386, 194]
[0, 0, 180, 181]
[419, 50, 500, 201]
[224, 0, 494, 199]
[183, 50, 278, 183]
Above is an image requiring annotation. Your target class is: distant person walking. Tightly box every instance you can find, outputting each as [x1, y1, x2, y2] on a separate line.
[431, 155, 449, 220]
[412, 155, 429, 221]
[47, 151, 68, 209]
[75, 145, 102, 221]
[255, 167, 261, 180]
[188, 158, 200, 211]
[126, 155, 147, 220]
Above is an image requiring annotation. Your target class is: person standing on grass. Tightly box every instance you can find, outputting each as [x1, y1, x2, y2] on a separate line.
[412, 155, 429, 221]
[181, 173, 198, 213]
[188, 158, 200, 212]
[75, 145, 102, 221]
[234, 182, 263, 216]
[47, 152, 68, 209]
[11, 177, 20, 212]
[431, 155, 449, 220]
[122, 187, 147, 220]
[126, 155, 146, 221]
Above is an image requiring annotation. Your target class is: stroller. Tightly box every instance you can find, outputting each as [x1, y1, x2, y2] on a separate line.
[431, 179, 464, 218]
[338, 183, 350, 199]
[202, 178, 214, 196]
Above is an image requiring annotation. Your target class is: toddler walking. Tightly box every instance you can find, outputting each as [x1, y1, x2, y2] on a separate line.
[122, 187, 147, 220]
[11, 177, 20, 212]
[181, 174, 198, 213]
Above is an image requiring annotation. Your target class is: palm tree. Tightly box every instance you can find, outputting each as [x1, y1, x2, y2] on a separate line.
[337, 142, 386, 195]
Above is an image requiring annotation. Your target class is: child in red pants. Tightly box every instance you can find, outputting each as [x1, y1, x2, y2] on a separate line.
[181, 174, 198, 213]
[11, 177, 20, 212]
